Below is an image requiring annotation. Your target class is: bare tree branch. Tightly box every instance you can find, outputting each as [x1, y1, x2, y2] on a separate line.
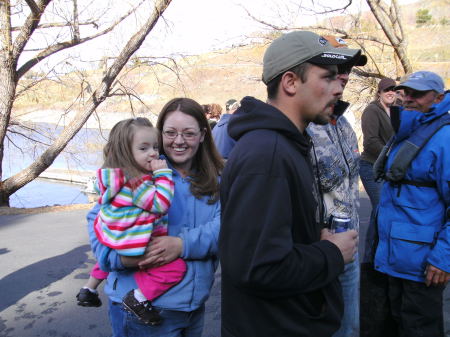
[15, 60, 65, 98]
[25, 0, 40, 15]
[11, 20, 98, 31]
[352, 68, 384, 79]
[307, 25, 392, 47]
[5, 134, 24, 154]
[242, 8, 288, 31]
[72, 0, 80, 42]
[16, 0, 147, 80]
[7, 129, 51, 147]
[12, 0, 52, 63]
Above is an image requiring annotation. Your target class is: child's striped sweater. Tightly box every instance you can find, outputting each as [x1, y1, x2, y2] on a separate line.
[94, 167, 174, 256]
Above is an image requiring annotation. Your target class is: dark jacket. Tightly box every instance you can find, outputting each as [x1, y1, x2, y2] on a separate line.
[219, 97, 344, 337]
[360, 100, 394, 163]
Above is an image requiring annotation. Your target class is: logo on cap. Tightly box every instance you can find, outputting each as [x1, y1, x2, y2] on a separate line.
[409, 73, 425, 80]
[335, 37, 347, 46]
[318, 36, 328, 46]
[321, 53, 347, 60]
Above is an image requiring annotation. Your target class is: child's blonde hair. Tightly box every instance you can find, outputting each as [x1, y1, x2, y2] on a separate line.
[102, 117, 158, 178]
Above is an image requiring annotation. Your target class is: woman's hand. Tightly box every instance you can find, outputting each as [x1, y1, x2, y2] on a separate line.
[137, 236, 183, 269]
[121, 255, 144, 268]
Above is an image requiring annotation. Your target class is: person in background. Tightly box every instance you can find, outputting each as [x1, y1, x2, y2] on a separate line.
[359, 77, 396, 263]
[373, 71, 450, 337]
[307, 35, 367, 337]
[219, 30, 358, 337]
[87, 98, 223, 336]
[359, 77, 397, 337]
[203, 103, 222, 130]
[212, 98, 239, 159]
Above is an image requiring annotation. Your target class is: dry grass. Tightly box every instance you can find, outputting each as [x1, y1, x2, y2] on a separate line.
[0, 202, 95, 215]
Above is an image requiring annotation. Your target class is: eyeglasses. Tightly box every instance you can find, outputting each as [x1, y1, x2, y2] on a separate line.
[383, 87, 396, 93]
[403, 88, 432, 99]
[162, 129, 201, 140]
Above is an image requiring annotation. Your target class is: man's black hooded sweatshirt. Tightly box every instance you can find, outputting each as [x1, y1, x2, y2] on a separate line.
[219, 97, 345, 337]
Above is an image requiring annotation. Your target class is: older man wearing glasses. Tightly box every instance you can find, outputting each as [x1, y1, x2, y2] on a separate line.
[373, 71, 449, 337]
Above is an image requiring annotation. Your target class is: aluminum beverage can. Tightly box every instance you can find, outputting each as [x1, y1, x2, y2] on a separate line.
[330, 216, 352, 233]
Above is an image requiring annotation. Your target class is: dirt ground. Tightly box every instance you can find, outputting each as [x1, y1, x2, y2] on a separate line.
[0, 202, 95, 215]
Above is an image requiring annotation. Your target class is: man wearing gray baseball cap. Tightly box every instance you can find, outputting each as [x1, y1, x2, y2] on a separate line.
[219, 31, 359, 337]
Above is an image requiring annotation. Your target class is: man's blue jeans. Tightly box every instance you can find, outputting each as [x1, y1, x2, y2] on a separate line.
[333, 254, 360, 337]
[109, 300, 205, 337]
[359, 160, 383, 263]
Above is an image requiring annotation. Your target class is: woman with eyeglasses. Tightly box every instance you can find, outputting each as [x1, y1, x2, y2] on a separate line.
[87, 97, 224, 336]
[360, 77, 396, 264]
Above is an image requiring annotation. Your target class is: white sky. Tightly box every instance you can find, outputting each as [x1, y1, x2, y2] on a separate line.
[69, 0, 373, 63]
[18, 0, 421, 71]
[136, 0, 364, 56]
[136, 0, 420, 56]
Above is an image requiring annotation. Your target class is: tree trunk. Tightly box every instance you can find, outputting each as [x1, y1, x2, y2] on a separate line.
[0, 0, 16, 206]
[0, 0, 172, 207]
[366, 0, 413, 74]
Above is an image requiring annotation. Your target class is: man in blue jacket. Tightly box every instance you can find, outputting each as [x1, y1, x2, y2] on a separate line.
[374, 71, 450, 337]
[212, 99, 239, 158]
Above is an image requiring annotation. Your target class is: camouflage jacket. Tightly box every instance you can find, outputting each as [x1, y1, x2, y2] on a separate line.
[307, 110, 360, 229]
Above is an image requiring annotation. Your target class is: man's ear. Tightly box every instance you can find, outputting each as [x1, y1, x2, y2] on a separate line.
[434, 93, 444, 104]
[280, 71, 298, 96]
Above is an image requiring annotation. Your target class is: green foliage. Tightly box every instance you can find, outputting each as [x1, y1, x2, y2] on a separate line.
[416, 9, 432, 27]
[440, 17, 450, 26]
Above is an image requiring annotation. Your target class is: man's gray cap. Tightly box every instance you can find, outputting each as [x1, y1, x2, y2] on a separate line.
[262, 31, 362, 84]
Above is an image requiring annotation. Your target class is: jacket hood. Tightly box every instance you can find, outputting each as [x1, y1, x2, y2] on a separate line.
[228, 96, 311, 154]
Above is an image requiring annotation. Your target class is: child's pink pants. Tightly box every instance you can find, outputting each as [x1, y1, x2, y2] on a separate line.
[90, 262, 109, 280]
[134, 258, 186, 301]
[90, 259, 186, 302]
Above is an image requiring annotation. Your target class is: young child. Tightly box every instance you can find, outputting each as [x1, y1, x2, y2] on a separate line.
[76, 117, 186, 326]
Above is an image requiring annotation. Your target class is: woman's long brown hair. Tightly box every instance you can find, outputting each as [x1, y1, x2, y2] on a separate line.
[156, 98, 224, 204]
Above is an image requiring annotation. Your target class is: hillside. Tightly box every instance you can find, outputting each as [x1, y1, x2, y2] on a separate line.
[12, 0, 450, 130]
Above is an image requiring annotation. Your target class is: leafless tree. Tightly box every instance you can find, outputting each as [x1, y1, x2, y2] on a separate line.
[243, 0, 413, 76]
[0, 0, 172, 206]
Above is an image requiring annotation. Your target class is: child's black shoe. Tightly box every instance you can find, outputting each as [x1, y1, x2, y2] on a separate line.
[76, 288, 102, 307]
[122, 290, 162, 326]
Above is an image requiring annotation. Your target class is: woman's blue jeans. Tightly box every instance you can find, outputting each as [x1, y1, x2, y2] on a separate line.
[359, 159, 383, 263]
[108, 300, 205, 337]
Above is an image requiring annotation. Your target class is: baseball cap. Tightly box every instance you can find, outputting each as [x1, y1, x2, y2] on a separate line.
[378, 78, 396, 92]
[262, 31, 363, 84]
[322, 35, 367, 66]
[395, 71, 444, 94]
[225, 99, 238, 111]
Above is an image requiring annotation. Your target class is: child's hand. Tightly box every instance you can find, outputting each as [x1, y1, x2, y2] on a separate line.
[151, 159, 168, 171]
